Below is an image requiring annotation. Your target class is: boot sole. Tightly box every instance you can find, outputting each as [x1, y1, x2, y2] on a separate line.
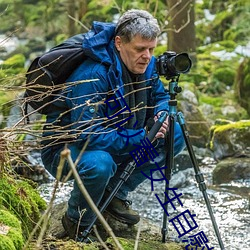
[105, 210, 140, 225]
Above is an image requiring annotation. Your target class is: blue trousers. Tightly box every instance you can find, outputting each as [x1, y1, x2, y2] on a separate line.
[41, 123, 185, 226]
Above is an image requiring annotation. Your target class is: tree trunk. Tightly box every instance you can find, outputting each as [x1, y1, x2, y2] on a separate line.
[67, 0, 77, 36]
[78, 0, 88, 20]
[167, 0, 196, 63]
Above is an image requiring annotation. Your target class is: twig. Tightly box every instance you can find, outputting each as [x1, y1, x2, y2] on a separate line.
[61, 148, 124, 250]
[68, 14, 89, 31]
[134, 219, 142, 250]
[93, 225, 110, 250]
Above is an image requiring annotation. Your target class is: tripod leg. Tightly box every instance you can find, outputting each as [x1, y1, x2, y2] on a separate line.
[177, 112, 225, 250]
[81, 161, 136, 240]
[162, 114, 175, 243]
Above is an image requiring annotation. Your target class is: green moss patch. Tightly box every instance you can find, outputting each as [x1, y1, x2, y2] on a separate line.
[0, 209, 24, 250]
[0, 175, 47, 239]
[209, 120, 250, 153]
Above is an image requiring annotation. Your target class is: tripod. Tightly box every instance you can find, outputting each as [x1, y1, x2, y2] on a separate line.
[82, 76, 225, 249]
[162, 76, 225, 249]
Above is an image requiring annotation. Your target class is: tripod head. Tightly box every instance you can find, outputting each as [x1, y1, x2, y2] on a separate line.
[168, 76, 182, 100]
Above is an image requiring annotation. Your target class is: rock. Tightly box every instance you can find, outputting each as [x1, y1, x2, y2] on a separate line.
[213, 157, 250, 184]
[209, 120, 250, 160]
[180, 89, 198, 105]
[43, 202, 191, 249]
[170, 168, 194, 188]
[179, 100, 211, 148]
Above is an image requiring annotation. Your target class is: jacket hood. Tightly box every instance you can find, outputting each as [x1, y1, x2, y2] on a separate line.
[82, 21, 116, 65]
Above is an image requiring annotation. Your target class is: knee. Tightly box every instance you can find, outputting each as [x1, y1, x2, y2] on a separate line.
[77, 150, 117, 181]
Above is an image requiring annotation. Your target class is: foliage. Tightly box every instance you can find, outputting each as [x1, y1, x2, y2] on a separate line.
[234, 57, 250, 115]
[0, 0, 249, 122]
[197, 0, 250, 46]
[198, 90, 248, 122]
[0, 54, 26, 88]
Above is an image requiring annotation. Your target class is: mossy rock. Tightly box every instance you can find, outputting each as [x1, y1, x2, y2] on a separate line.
[209, 120, 250, 160]
[0, 174, 47, 239]
[42, 202, 189, 250]
[0, 209, 24, 250]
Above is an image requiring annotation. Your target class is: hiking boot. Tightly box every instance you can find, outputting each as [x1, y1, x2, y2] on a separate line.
[61, 213, 97, 243]
[105, 196, 140, 225]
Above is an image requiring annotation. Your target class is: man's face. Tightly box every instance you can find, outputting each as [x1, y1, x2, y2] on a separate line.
[115, 35, 157, 74]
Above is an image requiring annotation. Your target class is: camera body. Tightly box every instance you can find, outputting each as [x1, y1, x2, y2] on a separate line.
[156, 51, 192, 79]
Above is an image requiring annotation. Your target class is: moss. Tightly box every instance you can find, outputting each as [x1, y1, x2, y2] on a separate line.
[0, 209, 21, 229]
[217, 40, 237, 51]
[213, 67, 235, 86]
[1, 54, 25, 69]
[6, 228, 24, 249]
[0, 91, 17, 110]
[28, 237, 187, 250]
[199, 95, 224, 107]
[0, 54, 26, 86]
[106, 237, 186, 250]
[213, 120, 250, 133]
[0, 209, 24, 249]
[0, 235, 16, 250]
[209, 120, 250, 151]
[0, 175, 47, 239]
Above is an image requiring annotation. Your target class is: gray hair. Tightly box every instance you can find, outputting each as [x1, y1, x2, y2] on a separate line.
[115, 9, 160, 43]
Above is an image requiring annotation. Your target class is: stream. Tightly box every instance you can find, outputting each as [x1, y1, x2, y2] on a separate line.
[38, 155, 250, 250]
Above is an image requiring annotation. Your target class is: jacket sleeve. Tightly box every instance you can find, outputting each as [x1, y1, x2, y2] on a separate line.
[65, 60, 146, 155]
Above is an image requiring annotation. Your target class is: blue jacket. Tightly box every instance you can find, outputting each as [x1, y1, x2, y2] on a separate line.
[44, 21, 170, 156]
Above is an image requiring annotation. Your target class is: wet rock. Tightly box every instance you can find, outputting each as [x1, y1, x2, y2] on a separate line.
[213, 157, 250, 184]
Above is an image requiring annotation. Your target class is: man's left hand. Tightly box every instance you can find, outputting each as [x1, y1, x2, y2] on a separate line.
[154, 112, 169, 139]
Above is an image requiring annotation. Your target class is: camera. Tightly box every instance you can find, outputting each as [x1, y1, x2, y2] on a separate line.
[156, 51, 192, 79]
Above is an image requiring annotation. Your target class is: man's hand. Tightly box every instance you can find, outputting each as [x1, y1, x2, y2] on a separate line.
[154, 111, 169, 139]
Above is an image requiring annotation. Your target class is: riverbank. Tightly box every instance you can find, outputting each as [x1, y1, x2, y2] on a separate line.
[33, 201, 188, 250]
[38, 154, 250, 249]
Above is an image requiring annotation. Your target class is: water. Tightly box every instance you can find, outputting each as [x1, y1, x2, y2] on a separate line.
[38, 157, 250, 250]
